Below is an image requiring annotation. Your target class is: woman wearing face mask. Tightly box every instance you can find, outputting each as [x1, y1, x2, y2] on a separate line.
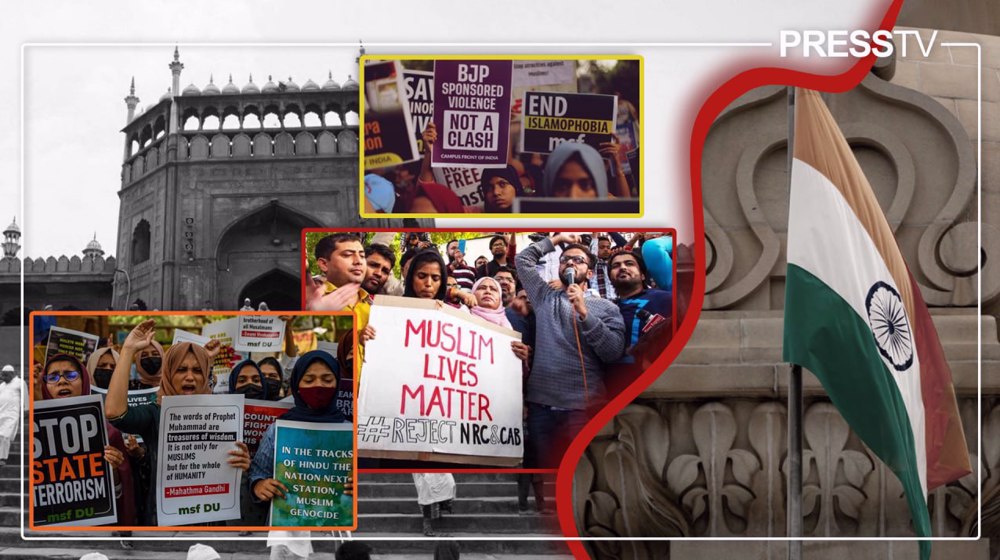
[133, 338, 165, 389]
[256, 357, 285, 401]
[249, 350, 353, 556]
[106, 320, 251, 526]
[228, 360, 269, 401]
[87, 347, 119, 390]
[41, 354, 137, 527]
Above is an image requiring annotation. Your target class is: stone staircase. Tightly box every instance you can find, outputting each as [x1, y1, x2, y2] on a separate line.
[0, 433, 571, 559]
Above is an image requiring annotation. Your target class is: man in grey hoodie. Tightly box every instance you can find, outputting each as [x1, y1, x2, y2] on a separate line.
[516, 233, 626, 467]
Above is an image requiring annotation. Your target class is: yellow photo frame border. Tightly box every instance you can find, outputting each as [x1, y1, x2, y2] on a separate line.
[358, 53, 645, 219]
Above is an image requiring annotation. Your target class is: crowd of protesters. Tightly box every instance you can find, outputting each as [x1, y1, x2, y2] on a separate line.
[27, 315, 353, 556]
[364, 122, 638, 214]
[306, 231, 674, 474]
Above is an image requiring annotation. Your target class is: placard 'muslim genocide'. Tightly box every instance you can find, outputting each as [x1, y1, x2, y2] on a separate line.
[156, 394, 244, 525]
[32, 394, 117, 527]
[357, 296, 523, 466]
[270, 420, 355, 528]
[520, 91, 617, 154]
[432, 60, 512, 169]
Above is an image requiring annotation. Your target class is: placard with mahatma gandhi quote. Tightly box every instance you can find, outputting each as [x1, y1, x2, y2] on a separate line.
[431, 60, 512, 169]
[156, 394, 244, 525]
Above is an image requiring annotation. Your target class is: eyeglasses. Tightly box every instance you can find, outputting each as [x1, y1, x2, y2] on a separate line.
[44, 370, 81, 384]
[559, 255, 589, 265]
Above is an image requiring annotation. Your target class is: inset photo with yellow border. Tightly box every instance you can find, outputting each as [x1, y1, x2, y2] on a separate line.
[359, 55, 643, 218]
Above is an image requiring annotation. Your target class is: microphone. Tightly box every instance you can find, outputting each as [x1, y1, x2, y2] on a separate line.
[562, 267, 576, 287]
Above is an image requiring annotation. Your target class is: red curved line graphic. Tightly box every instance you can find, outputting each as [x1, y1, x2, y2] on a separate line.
[557, 1, 904, 557]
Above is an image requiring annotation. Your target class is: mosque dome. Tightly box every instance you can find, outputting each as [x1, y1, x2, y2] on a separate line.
[85, 237, 102, 252]
[242, 75, 260, 94]
[322, 71, 341, 91]
[262, 75, 279, 94]
[343, 75, 359, 90]
[203, 75, 221, 95]
[182, 83, 201, 96]
[284, 77, 300, 92]
[3, 218, 19, 236]
[302, 78, 319, 91]
[160, 88, 172, 101]
[222, 75, 240, 95]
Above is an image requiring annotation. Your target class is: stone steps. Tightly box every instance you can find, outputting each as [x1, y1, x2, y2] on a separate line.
[354, 513, 558, 534]
[5, 530, 571, 555]
[5, 431, 567, 556]
[359, 496, 550, 515]
[358, 481, 553, 499]
[0, 550, 572, 560]
[362, 472, 554, 483]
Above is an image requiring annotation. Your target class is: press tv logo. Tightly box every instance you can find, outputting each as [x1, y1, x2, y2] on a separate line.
[779, 29, 939, 58]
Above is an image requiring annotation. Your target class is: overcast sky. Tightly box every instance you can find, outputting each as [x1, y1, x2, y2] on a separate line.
[21, 45, 358, 258]
[3, 0, 883, 257]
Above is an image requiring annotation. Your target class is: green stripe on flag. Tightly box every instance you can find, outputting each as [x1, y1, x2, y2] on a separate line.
[783, 264, 931, 547]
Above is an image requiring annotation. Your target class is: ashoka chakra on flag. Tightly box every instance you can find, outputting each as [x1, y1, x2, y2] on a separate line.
[865, 280, 913, 372]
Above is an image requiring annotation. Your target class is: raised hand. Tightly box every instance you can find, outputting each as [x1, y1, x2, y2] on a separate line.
[122, 319, 155, 355]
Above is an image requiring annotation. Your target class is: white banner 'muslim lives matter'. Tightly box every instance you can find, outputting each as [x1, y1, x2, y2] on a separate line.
[357, 296, 523, 464]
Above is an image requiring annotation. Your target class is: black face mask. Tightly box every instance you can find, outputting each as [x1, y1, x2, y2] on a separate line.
[235, 384, 264, 400]
[264, 378, 282, 400]
[140, 357, 161, 375]
[93, 368, 114, 389]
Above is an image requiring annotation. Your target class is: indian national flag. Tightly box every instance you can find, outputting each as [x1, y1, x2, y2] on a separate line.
[783, 89, 971, 546]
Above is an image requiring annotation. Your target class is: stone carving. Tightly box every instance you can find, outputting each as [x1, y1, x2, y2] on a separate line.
[701, 71, 991, 311]
[747, 402, 787, 536]
[578, 397, 983, 540]
[796, 403, 873, 536]
[667, 402, 759, 536]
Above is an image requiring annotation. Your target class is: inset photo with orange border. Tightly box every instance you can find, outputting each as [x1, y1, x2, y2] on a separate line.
[27, 311, 358, 532]
[302, 229, 674, 471]
[360, 55, 643, 217]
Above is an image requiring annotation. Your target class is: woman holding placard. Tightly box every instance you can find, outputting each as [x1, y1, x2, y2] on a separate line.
[249, 349, 353, 502]
[106, 320, 252, 526]
[249, 350, 353, 558]
[40, 354, 137, 527]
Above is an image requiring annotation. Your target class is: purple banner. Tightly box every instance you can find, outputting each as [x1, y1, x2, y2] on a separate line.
[432, 60, 512, 169]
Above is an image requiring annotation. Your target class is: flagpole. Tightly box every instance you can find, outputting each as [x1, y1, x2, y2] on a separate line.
[786, 86, 803, 560]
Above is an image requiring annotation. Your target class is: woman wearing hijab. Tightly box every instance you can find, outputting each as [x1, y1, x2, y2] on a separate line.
[256, 357, 285, 401]
[41, 354, 136, 527]
[479, 166, 524, 213]
[87, 347, 119, 391]
[403, 249, 449, 301]
[540, 142, 609, 199]
[228, 359, 268, 401]
[106, 320, 251, 526]
[249, 350, 353, 557]
[132, 337, 165, 389]
[468, 277, 512, 329]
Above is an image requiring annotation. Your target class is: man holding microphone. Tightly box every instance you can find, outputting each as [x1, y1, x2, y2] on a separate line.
[515, 233, 625, 468]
